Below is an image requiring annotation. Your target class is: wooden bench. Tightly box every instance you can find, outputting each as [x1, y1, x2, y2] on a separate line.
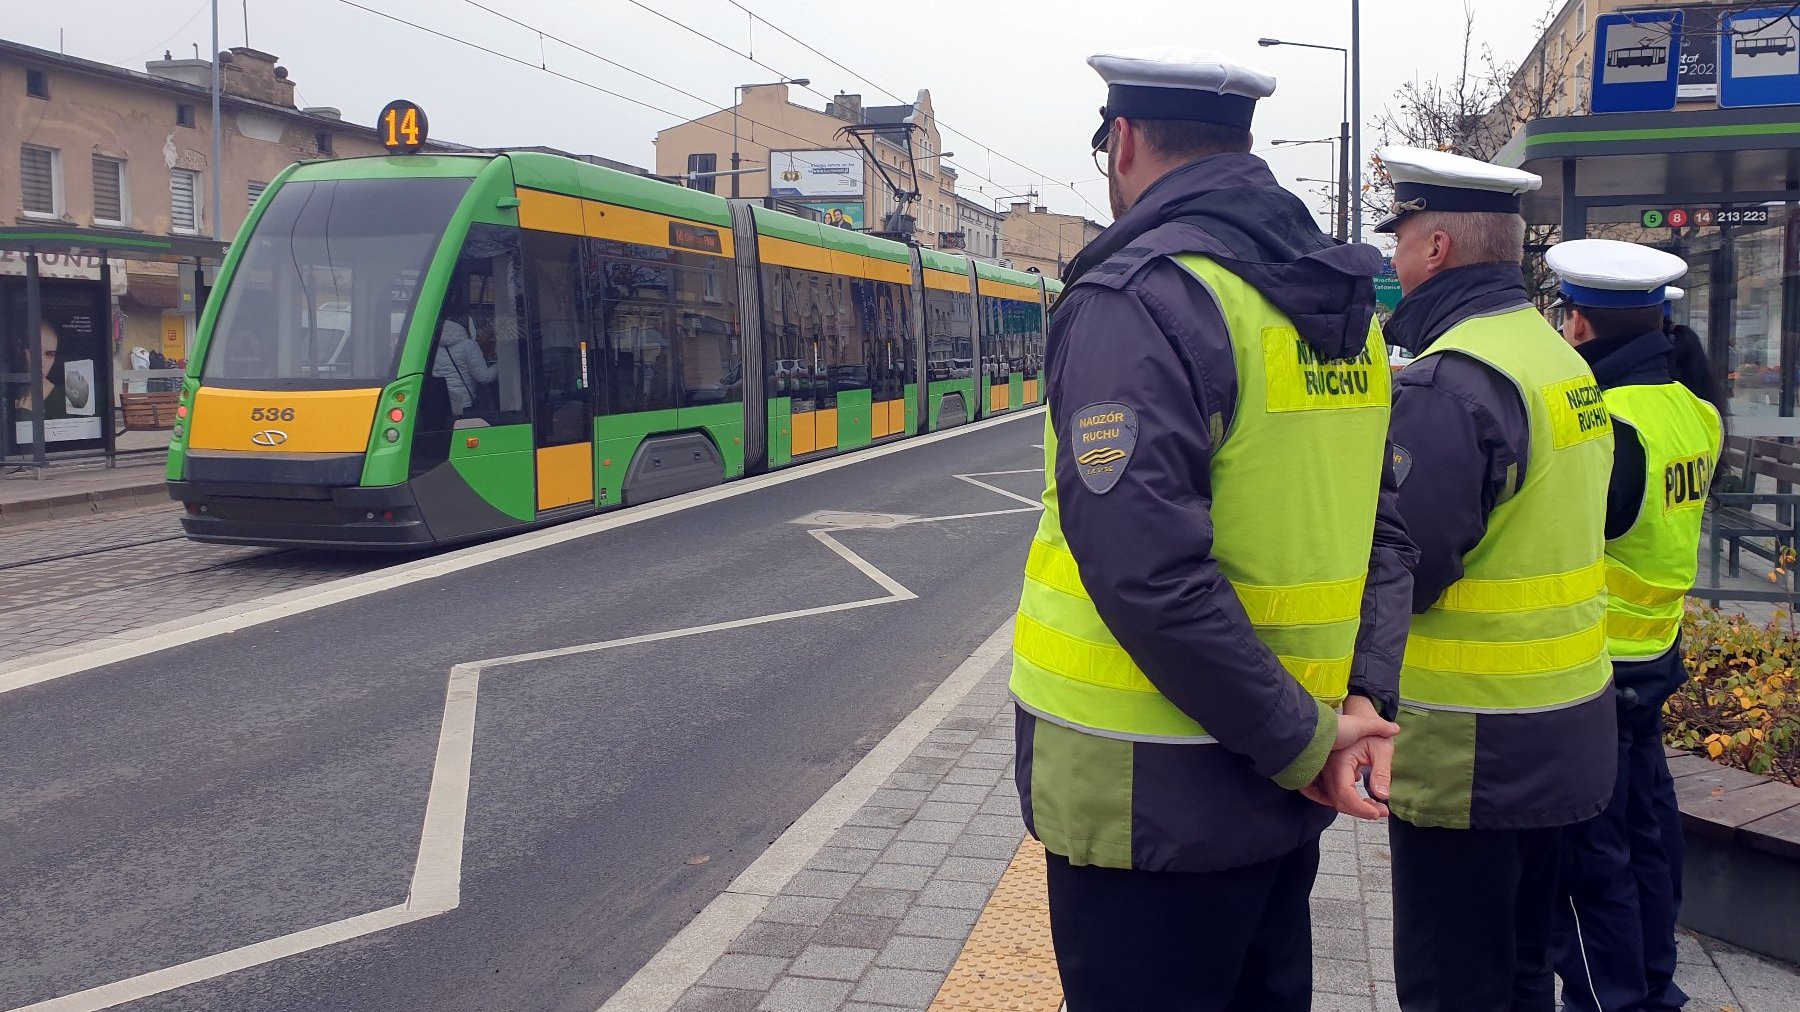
[120, 391, 181, 431]
[1665, 747, 1800, 963]
[1708, 436, 1800, 578]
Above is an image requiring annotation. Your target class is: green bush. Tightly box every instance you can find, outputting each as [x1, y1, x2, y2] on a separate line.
[1669, 604, 1800, 785]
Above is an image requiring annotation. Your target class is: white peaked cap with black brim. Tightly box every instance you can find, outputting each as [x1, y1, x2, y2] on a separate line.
[1373, 146, 1541, 234]
[1546, 238, 1689, 310]
[1087, 47, 1276, 151]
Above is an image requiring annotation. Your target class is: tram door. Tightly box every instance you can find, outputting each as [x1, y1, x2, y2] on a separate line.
[524, 234, 594, 513]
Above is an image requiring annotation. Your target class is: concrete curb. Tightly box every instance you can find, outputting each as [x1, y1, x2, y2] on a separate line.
[0, 479, 170, 529]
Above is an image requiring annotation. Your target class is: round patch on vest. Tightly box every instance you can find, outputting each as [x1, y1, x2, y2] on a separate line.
[1070, 401, 1138, 494]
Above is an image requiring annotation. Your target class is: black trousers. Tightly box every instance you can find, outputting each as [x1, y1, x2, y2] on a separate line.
[1552, 702, 1689, 1012]
[1389, 819, 1563, 1012]
[1045, 841, 1320, 1012]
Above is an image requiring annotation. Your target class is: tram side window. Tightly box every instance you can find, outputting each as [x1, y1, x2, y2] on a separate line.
[924, 287, 972, 382]
[826, 273, 868, 400]
[586, 239, 678, 416]
[422, 225, 529, 433]
[673, 255, 740, 408]
[523, 231, 590, 447]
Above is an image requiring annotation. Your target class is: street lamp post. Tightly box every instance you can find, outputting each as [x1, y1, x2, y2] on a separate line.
[1270, 138, 1341, 240]
[732, 77, 810, 199]
[1258, 36, 1350, 244]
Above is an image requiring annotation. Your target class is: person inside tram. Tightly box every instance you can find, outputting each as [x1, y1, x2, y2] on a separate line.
[432, 286, 498, 417]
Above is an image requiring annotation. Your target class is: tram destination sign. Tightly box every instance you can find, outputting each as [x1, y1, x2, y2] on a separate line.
[1639, 205, 1774, 228]
[378, 99, 429, 153]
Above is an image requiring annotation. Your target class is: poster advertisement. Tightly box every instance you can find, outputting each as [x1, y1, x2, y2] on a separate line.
[770, 149, 865, 199]
[802, 200, 865, 230]
[4, 281, 109, 453]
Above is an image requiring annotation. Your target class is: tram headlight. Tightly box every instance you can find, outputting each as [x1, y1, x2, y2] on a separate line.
[384, 428, 400, 443]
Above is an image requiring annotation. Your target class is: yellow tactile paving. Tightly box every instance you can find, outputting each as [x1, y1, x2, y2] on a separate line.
[929, 837, 1065, 1011]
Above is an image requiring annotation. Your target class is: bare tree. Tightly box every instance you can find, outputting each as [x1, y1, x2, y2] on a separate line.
[1359, 1, 1581, 306]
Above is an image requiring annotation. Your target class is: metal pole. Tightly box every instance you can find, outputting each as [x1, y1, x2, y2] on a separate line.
[99, 258, 117, 465]
[210, 0, 222, 240]
[731, 85, 741, 198]
[25, 252, 45, 466]
[1337, 121, 1351, 243]
[1351, 0, 1363, 244]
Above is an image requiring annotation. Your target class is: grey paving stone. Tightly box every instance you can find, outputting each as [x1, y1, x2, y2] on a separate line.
[895, 756, 956, 776]
[927, 728, 980, 745]
[1311, 993, 1375, 1012]
[896, 820, 967, 844]
[1673, 962, 1741, 1011]
[699, 953, 789, 991]
[1367, 945, 1396, 983]
[807, 846, 880, 874]
[670, 986, 765, 1012]
[935, 856, 1010, 882]
[917, 878, 994, 910]
[861, 862, 932, 891]
[968, 737, 1014, 753]
[837, 886, 916, 918]
[1713, 943, 1800, 997]
[882, 772, 941, 793]
[759, 896, 838, 926]
[788, 944, 877, 981]
[1674, 929, 1710, 967]
[935, 715, 988, 731]
[755, 975, 855, 1011]
[1737, 984, 1800, 1012]
[812, 912, 902, 949]
[943, 764, 1008, 787]
[842, 1005, 908, 1012]
[1318, 846, 1359, 877]
[853, 967, 948, 1006]
[910, 743, 966, 760]
[1314, 955, 1376, 996]
[964, 814, 1024, 838]
[846, 806, 914, 829]
[727, 920, 816, 959]
[866, 788, 929, 812]
[877, 934, 966, 973]
[915, 801, 980, 823]
[950, 832, 1023, 859]
[1320, 829, 1358, 852]
[1314, 925, 1366, 961]
[829, 825, 899, 851]
[896, 903, 981, 940]
[926, 782, 990, 804]
[956, 750, 1012, 769]
[881, 840, 952, 866]
[1311, 897, 1366, 929]
[1374, 980, 1400, 1012]
[785, 869, 860, 900]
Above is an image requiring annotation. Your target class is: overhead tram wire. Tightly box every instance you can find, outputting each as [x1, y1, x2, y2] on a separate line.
[717, 0, 1113, 223]
[383, 0, 1103, 251]
[332, 0, 846, 175]
[618, 0, 1110, 225]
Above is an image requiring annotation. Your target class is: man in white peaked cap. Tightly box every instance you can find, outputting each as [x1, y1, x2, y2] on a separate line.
[1009, 47, 1414, 1009]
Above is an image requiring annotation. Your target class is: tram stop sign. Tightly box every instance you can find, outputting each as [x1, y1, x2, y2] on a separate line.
[378, 99, 429, 154]
[1375, 257, 1402, 312]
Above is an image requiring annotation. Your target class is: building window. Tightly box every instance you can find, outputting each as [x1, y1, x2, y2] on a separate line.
[20, 145, 59, 217]
[92, 155, 126, 225]
[687, 152, 717, 194]
[170, 167, 201, 234]
[315, 131, 333, 156]
[248, 180, 267, 211]
[26, 68, 49, 99]
[177, 103, 196, 128]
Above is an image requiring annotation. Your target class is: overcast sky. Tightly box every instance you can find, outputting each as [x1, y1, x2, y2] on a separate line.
[13, 0, 1554, 230]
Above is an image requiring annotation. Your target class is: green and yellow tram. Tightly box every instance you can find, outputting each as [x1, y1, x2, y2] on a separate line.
[166, 149, 1058, 547]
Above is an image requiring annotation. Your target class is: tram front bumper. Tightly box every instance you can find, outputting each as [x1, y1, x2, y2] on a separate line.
[166, 480, 435, 549]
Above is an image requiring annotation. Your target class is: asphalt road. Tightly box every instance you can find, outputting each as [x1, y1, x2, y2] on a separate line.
[0, 414, 1045, 1012]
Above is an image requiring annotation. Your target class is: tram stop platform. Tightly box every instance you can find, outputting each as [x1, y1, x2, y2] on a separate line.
[641, 625, 1800, 1012]
[0, 432, 169, 528]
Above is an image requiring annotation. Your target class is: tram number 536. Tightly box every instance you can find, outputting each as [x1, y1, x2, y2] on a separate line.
[378, 100, 430, 154]
[251, 407, 296, 422]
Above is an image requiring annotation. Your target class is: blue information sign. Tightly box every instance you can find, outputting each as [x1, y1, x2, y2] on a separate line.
[1591, 10, 1683, 113]
[1720, 8, 1800, 108]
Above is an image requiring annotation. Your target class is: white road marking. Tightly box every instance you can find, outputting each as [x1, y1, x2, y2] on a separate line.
[0, 409, 1043, 697]
[9, 470, 1043, 1012]
[597, 618, 1017, 1012]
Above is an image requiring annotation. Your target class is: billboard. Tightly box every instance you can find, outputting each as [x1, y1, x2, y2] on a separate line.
[802, 200, 865, 230]
[770, 149, 865, 200]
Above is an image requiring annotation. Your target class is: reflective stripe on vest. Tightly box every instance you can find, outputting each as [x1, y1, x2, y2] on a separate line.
[1009, 253, 1391, 742]
[1603, 382, 1723, 659]
[1400, 305, 1614, 713]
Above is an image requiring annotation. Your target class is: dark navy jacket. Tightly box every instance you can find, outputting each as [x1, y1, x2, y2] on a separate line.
[1386, 266, 1617, 829]
[1580, 327, 1693, 708]
[1014, 154, 1418, 872]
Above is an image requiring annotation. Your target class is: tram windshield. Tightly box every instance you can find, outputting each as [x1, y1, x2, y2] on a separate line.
[201, 176, 471, 389]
